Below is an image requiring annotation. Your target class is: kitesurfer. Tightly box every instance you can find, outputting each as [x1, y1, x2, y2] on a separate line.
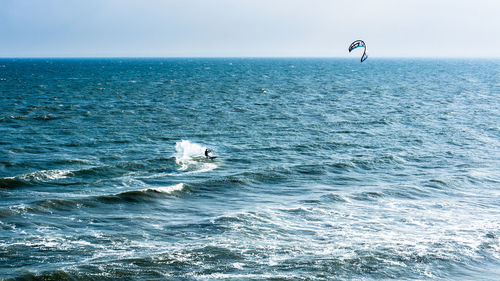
[205, 149, 211, 159]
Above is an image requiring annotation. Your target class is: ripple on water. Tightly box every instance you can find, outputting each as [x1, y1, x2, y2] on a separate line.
[1, 58, 499, 280]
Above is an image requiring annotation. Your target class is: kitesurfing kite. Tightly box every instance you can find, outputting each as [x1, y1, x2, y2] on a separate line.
[349, 40, 368, 62]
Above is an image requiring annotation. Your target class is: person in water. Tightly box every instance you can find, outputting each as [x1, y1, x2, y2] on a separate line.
[204, 149, 211, 159]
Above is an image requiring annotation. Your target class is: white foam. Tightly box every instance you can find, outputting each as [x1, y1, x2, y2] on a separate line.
[137, 172, 176, 179]
[183, 162, 218, 175]
[112, 183, 184, 196]
[174, 140, 217, 174]
[16, 169, 72, 182]
[146, 183, 185, 194]
[175, 140, 206, 165]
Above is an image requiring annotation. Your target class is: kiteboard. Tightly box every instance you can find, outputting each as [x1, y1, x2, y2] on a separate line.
[208, 156, 217, 160]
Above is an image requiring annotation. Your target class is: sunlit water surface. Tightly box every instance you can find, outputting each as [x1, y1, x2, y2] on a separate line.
[0, 58, 499, 280]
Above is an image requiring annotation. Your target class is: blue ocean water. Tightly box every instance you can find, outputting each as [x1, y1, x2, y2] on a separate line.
[0, 58, 499, 280]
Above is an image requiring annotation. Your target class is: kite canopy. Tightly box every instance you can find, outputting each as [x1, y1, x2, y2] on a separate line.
[349, 40, 368, 62]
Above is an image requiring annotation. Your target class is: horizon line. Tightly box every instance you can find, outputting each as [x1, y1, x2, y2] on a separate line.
[1, 56, 499, 60]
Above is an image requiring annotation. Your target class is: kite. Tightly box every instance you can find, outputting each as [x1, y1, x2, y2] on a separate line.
[349, 40, 368, 62]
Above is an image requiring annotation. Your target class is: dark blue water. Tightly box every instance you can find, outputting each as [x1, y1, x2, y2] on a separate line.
[1, 58, 499, 280]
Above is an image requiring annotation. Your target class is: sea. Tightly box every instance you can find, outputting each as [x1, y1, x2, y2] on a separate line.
[0, 58, 499, 280]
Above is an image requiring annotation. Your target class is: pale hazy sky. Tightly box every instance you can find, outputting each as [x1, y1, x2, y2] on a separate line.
[1, 0, 499, 58]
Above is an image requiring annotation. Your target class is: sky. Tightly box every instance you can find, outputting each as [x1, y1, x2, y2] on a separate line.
[1, 0, 499, 58]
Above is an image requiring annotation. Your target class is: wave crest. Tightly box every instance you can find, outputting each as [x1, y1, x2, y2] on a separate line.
[0, 169, 72, 188]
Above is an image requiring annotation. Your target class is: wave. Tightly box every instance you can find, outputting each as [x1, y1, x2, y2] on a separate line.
[351, 191, 385, 201]
[65, 157, 178, 180]
[0, 183, 186, 217]
[0, 177, 31, 189]
[0, 151, 205, 190]
[0, 169, 72, 188]
[132, 183, 185, 195]
[51, 158, 98, 165]
[320, 193, 349, 203]
[9, 246, 500, 281]
[33, 114, 65, 121]
[98, 183, 186, 203]
[95, 183, 186, 203]
[19, 169, 72, 181]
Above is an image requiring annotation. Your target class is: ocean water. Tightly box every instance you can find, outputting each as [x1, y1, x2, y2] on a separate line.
[0, 58, 499, 280]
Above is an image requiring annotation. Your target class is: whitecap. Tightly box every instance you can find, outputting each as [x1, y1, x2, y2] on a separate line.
[15, 169, 72, 182]
[143, 183, 184, 194]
